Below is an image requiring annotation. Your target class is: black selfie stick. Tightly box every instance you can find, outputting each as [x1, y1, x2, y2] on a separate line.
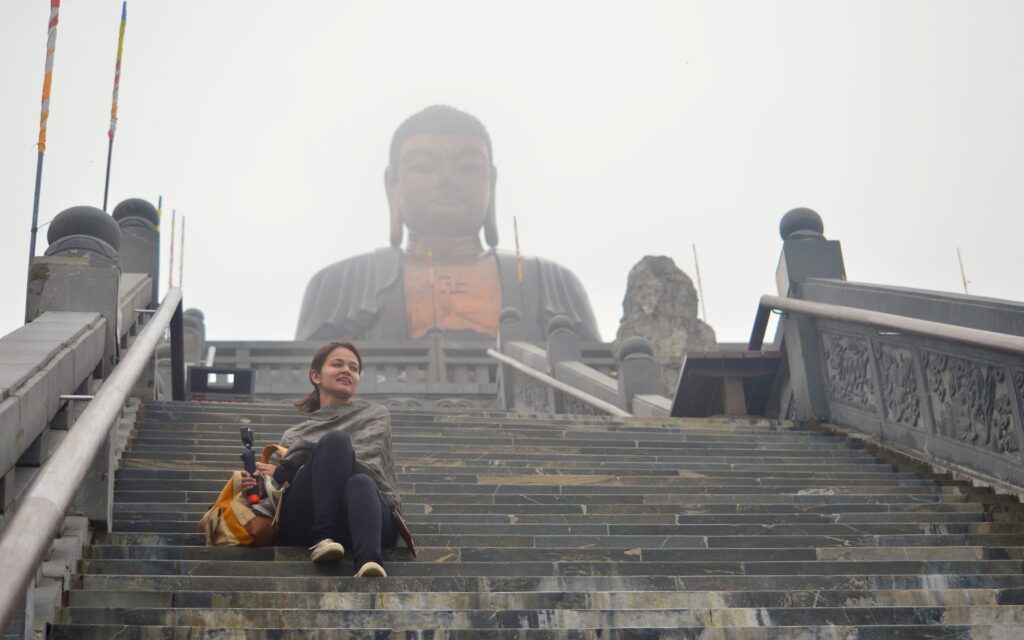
[240, 426, 260, 505]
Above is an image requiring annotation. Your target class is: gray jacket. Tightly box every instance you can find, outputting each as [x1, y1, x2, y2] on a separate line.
[271, 402, 402, 511]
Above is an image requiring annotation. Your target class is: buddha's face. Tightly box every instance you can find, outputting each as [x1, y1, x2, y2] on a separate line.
[387, 133, 494, 238]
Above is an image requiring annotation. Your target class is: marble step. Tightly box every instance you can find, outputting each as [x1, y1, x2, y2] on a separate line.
[77, 557, 1024, 578]
[84, 544, 1024, 564]
[107, 517, 1024, 537]
[54, 604, 1024, 628]
[116, 461, 902, 476]
[44, 623, 1024, 639]
[111, 507, 994, 525]
[111, 475, 946, 494]
[130, 432, 849, 447]
[96, 530, 1024, 550]
[110, 497, 1002, 514]
[112, 487, 966, 505]
[74, 572, 1024, 594]
[65, 586, 1024, 610]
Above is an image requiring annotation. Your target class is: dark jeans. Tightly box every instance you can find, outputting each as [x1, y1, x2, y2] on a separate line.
[277, 430, 398, 568]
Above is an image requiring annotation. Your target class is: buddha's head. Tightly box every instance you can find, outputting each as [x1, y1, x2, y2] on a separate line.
[385, 105, 498, 248]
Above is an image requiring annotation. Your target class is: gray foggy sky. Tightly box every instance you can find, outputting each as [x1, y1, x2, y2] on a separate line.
[2, 1, 1022, 344]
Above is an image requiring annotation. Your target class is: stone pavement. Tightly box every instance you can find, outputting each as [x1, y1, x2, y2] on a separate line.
[54, 401, 1024, 638]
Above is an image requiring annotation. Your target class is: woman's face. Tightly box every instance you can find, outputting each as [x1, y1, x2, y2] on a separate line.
[311, 346, 361, 404]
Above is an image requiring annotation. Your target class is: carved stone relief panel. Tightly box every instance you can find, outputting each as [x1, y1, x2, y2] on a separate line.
[921, 352, 1019, 457]
[382, 396, 496, 410]
[873, 342, 922, 429]
[820, 331, 877, 412]
[511, 369, 552, 412]
[1015, 371, 1024, 425]
[560, 392, 608, 417]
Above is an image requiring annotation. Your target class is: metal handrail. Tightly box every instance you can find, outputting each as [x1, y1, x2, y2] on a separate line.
[487, 348, 631, 417]
[0, 287, 183, 634]
[748, 294, 1024, 357]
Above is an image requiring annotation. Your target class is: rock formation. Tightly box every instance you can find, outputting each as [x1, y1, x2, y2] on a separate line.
[613, 255, 716, 396]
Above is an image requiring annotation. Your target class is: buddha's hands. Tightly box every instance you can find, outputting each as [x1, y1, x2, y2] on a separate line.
[241, 463, 277, 491]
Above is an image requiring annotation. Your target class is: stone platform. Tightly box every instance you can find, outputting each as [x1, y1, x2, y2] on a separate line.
[54, 401, 1024, 638]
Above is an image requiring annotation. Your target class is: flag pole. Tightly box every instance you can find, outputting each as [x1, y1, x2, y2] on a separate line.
[179, 215, 186, 288]
[957, 247, 969, 295]
[513, 216, 525, 315]
[428, 248, 438, 329]
[168, 209, 176, 289]
[692, 243, 708, 323]
[102, 1, 127, 211]
[27, 0, 61, 322]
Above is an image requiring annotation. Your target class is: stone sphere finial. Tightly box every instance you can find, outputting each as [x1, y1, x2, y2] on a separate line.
[499, 307, 523, 324]
[779, 207, 824, 241]
[112, 198, 159, 228]
[618, 336, 654, 360]
[45, 206, 122, 259]
[546, 314, 575, 337]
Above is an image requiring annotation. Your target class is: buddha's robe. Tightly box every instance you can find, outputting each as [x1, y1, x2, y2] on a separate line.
[295, 247, 599, 342]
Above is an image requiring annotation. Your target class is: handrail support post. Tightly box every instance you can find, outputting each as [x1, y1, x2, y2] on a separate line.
[170, 299, 185, 401]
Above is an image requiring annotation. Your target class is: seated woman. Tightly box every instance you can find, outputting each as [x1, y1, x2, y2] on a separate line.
[241, 340, 404, 576]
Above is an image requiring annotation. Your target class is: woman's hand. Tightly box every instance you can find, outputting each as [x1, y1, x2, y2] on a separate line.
[240, 463, 276, 492]
[240, 470, 258, 492]
[256, 462, 277, 478]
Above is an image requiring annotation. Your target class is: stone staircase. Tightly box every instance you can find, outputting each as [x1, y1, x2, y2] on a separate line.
[53, 401, 1024, 639]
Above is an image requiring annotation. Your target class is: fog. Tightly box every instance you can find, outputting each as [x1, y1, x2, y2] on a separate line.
[2, 1, 1022, 343]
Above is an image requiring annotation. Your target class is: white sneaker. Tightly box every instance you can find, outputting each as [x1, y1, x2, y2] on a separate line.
[309, 539, 345, 563]
[355, 561, 387, 577]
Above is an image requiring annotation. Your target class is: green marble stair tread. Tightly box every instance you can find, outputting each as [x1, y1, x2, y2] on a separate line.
[65, 587, 1024, 610]
[42, 624, 1024, 640]
[54, 604, 1024, 627]
[77, 558, 1024, 578]
[82, 544, 1024, 564]
[74, 573, 1024, 594]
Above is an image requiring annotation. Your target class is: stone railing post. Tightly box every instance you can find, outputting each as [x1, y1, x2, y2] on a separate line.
[111, 198, 160, 307]
[497, 308, 525, 410]
[616, 336, 662, 412]
[425, 326, 448, 386]
[183, 309, 205, 365]
[27, 206, 122, 377]
[776, 208, 845, 423]
[547, 315, 581, 413]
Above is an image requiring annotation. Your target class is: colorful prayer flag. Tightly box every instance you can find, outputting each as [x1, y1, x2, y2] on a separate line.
[37, 0, 61, 153]
[108, 2, 127, 141]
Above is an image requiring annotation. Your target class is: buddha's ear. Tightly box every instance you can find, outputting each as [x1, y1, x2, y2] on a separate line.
[385, 166, 403, 248]
[484, 166, 498, 248]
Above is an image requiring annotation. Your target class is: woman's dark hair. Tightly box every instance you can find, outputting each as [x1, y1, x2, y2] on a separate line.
[294, 341, 363, 413]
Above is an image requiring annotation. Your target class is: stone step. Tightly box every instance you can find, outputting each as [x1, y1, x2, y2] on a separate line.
[55, 604, 1024, 628]
[109, 497, 1000, 514]
[116, 461, 902, 476]
[75, 572, 1024, 594]
[84, 544, 1024, 564]
[115, 485, 971, 506]
[132, 423, 835, 438]
[66, 586, 1024, 610]
[110, 475, 946, 494]
[78, 557, 1024, 578]
[108, 518, 1023, 537]
[96, 530, 1024, 550]
[44, 623, 1024, 639]
[111, 507, 992, 525]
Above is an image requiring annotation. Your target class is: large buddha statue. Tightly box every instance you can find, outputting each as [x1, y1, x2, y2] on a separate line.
[295, 105, 599, 342]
